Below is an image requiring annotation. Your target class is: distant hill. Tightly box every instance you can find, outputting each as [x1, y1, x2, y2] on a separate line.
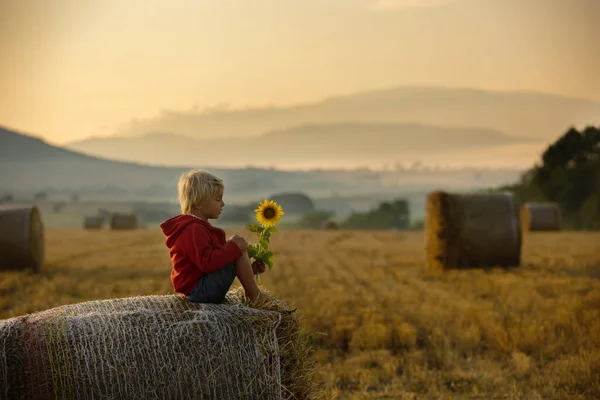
[67, 122, 539, 168]
[104, 86, 599, 143]
[0, 127, 92, 162]
[0, 126, 291, 198]
[0, 126, 523, 203]
[0, 126, 186, 191]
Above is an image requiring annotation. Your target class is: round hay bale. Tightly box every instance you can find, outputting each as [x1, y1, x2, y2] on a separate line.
[83, 216, 104, 230]
[109, 213, 138, 230]
[0, 205, 44, 271]
[425, 191, 521, 271]
[520, 202, 562, 231]
[0, 288, 318, 400]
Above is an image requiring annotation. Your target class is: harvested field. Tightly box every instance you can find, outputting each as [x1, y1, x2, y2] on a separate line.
[1, 229, 599, 399]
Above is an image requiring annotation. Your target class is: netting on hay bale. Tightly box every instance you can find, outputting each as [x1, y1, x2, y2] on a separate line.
[0, 205, 44, 272]
[520, 202, 562, 232]
[0, 287, 318, 400]
[83, 216, 104, 230]
[425, 191, 521, 271]
[110, 213, 138, 230]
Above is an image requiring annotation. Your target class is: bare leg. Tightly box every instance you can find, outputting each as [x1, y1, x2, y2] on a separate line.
[235, 250, 260, 301]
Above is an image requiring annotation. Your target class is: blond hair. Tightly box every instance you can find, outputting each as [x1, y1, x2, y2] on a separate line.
[177, 170, 224, 214]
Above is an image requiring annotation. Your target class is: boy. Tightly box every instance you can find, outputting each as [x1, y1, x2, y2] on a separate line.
[160, 170, 264, 303]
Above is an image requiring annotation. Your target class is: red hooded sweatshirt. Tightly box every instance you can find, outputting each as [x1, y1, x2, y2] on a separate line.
[160, 214, 242, 295]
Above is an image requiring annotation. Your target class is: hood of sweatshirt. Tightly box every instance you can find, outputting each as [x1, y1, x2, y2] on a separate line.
[160, 214, 214, 248]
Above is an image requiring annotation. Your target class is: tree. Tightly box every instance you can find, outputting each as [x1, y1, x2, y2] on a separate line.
[0, 193, 14, 203]
[500, 125, 599, 229]
[531, 126, 599, 227]
[33, 191, 47, 201]
[299, 210, 335, 229]
[342, 198, 410, 230]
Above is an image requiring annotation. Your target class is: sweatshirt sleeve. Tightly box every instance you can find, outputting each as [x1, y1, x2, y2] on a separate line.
[184, 224, 243, 273]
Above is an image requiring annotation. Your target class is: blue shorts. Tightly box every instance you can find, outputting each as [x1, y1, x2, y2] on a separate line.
[186, 262, 236, 304]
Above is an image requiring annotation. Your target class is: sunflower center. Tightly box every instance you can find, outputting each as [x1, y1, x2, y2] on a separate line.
[263, 207, 276, 219]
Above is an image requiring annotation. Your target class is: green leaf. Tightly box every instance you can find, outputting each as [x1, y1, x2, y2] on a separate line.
[247, 244, 258, 258]
[265, 226, 279, 233]
[259, 236, 269, 250]
[248, 224, 269, 235]
[264, 251, 274, 269]
[246, 224, 261, 233]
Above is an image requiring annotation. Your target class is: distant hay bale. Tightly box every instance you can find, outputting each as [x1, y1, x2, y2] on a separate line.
[425, 191, 521, 271]
[520, 202, 562, 232]
[110, 213, 138, 230]
[0, 205, 44, 271]
[83, 216, 104, 230]
[0, 287, 318, 400]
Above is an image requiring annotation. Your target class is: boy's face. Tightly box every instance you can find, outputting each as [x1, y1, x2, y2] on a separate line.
[198, 188, 224, 220]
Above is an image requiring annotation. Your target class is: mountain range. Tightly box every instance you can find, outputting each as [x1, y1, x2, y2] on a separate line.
[114, 86, 600, 141]
[66, 122, 538, 168]
[6, 85, 597, 202]
[0, 125, 523, 203]
[65, 86, 600, 169]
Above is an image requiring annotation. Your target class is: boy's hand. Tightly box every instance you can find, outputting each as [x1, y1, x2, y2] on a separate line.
[252, 260, 266, 275]
[228, 234, 248, 251]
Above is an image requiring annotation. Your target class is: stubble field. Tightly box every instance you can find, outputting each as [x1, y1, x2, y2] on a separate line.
[1, 228, 599, 399]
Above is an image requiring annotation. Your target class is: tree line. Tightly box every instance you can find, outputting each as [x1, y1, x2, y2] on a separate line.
[499, 126, 599, 230]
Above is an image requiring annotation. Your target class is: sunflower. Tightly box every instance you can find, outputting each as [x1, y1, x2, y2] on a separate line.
[255, 200, 285, 227]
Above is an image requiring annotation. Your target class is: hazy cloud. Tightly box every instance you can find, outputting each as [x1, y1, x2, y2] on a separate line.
[369, 0, 458, 11]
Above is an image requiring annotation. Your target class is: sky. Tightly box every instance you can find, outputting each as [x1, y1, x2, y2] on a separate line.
[0, 0, 598, 144]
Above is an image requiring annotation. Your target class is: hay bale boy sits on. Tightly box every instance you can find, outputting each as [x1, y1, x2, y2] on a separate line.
[160, 170, 265, 303]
